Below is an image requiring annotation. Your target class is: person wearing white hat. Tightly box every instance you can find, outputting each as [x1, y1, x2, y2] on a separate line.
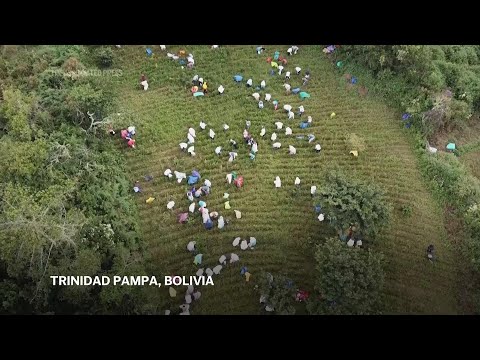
[187, 241, 196, 252]
[298, 105, 305, 117]
[274, 176, 282, 188]
[228, 152, 238, 162]
[192, 74, 199, 86]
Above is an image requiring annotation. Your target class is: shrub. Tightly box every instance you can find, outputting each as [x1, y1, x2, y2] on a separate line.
[307, 238, 385, 315]
[318, 172, 392, 240]
[62, 57, 85, 73]
[96, 47, 114, 68]
[401, 204, 413, 217]
[257, 272, 297, 315]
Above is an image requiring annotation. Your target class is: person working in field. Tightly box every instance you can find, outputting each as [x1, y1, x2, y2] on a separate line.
[140, 74, 148, 90]
[202, 81, 208, 94]
[427, 244, 435, 262]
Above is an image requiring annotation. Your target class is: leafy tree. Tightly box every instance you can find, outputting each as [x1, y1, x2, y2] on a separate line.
[0, 137, 48, 183]
[257, 272, 297, 315]
[318, 172, 391, 239]
[0, 88, 33, 141]
[307, 238, 385, 315]
[95, 47, 114, 68]
[0, 182, 85, 277]
[65, 83, 112, 126]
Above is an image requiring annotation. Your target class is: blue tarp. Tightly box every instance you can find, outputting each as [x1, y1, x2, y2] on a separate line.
[292, 87, 301, 94]
[447, 143, 456, 150]
[234, 75, 243, 82]
[205, 219, 213, 230]
[146, 48, 152, 56]
[299, 122, 310, 129]
[193, 92, 204, 97]
[188, 176, 199, 185]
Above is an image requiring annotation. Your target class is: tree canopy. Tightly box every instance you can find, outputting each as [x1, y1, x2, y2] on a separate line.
[307, 238, 385, 315]
[318, 172, 392, 239]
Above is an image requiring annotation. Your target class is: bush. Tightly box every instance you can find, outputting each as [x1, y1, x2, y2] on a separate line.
[307, 238, 385, 315]
[62, 57, 85, 73]
[317, 171, 392, 240]
[422, 152, 480, 207]
[257, 272, 297, 315]
[96, 47, 114, 68]
[401, 204, 413, 217]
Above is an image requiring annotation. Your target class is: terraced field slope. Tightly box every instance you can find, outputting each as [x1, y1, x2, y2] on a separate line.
[110, 45, 461, 314]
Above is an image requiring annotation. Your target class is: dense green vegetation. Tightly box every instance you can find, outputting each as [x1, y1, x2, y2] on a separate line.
[307, 238, 385, 315]
[335, 46, 480, 140]
[2, 45, 477, 314]
[0, 46, 147, 314]
[335, 45, 480, 311]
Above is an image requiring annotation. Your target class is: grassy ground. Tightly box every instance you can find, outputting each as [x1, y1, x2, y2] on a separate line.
[108, 45, 462, 314]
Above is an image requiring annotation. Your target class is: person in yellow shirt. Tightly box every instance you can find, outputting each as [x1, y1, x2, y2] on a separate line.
[202, 81, 208, 94]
